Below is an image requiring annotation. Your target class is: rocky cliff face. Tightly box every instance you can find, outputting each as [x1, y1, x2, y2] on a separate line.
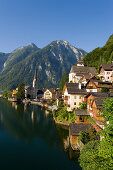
[0, 40, 87, 90]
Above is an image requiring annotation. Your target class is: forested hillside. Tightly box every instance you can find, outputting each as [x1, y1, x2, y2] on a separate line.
[83, 34, 113, 70]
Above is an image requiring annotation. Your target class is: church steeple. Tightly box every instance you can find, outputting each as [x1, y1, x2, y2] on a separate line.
[33, 70, 37, 88]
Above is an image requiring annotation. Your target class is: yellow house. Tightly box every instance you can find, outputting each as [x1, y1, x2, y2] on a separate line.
[12, 89, 18, 97]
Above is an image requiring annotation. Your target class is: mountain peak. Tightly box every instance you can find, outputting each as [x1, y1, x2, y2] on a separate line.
[29, 43, 38, 49]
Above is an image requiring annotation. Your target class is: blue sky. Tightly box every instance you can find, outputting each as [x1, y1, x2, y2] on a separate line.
[0, 0, 113, 52]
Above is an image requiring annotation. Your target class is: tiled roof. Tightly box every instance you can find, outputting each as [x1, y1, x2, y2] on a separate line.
[100, 64, 113, 71]
[65, 83, 87, 94]
[70, 66, 96, 75]
[69, 123, 91, 136]
[82, 73, 92, 80]
[75, 109, 90, 116]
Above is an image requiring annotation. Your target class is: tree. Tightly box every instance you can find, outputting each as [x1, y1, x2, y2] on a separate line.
[59, 72, 69, 90]
[79, 102, 87, 109]
[79, 98, 113, 170]
[2, 90, 12, 98]
[16, 83, 25, 101]
[79, 141, 101, 170]
[79, 127, 97, 144]
[101, 87, 109, 93]
[98, 98, 113, 169]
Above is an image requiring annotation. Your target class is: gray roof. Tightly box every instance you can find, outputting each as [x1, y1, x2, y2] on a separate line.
[82, 73, 92, 80]
[65, 83, 87, 95]
[75, 109, 90, 116]
[100, 64, 113, 71]
[86, 92, 113, 109]
[70, 66, 96, 75]
[69, 123, 91, 136]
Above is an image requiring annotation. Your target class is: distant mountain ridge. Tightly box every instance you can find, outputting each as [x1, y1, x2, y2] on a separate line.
[0, 40, 87, 90]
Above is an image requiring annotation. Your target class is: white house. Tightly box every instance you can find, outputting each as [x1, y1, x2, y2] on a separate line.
[62, 83, 87, 111]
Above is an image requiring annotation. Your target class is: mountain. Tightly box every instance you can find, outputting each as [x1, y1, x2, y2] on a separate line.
[0, 40, 87, 90]
[2, 43, 39, 75]
[83, 34, 113, 70]
[0, 52, 10, 72]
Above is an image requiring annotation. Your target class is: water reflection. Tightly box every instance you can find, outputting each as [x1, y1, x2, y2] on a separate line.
[0, 99, 81, 169]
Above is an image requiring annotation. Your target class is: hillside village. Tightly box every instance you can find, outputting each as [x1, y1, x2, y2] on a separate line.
[5, 58, 113, 151]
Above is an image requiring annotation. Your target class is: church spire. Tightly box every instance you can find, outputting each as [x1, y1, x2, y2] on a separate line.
[33, 70, 37, 88]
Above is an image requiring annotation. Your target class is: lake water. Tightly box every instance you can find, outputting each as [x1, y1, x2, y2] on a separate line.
[0, 99, 81, 170]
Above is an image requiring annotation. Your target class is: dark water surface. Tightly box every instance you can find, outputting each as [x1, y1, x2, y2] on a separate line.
[0, 99, 81, 170]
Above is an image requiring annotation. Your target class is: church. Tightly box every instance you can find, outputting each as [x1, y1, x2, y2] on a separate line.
[25, 70, 38, 99]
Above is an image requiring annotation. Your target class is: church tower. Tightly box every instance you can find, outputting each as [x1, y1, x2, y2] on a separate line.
[33, 70, 37, 88]
[32, 70, 37, 99]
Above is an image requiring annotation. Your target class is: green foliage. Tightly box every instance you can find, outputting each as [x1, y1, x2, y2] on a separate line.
[89, 117, 96, 124]
[53, 101, 57, 105]
[101, 87, 109, 93]
[0, 41, 86, 90]
[79, 126, 97, 144]
[98, 98, 113, 169]
[2, 90, 12, 98]
[79, 98, 113, 170]
[83, 34, 113, 70]
[79, 102, 87, 110]
[59, 72, 69, 90]
[53, 110, 57, 117]
[58, 100, 64, 107]
[79, 131, 90, 144]
[68, 111, 75, 123]
[16, 83, 25, 101]
[79, 141, 101, 170]
[56, 107, 75, 122]
[57, 107, 69, 121]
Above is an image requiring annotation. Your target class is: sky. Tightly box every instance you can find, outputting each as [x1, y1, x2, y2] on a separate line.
[0, 0, 113, 53]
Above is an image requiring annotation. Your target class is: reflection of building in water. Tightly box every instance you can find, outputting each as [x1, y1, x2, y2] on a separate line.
[24, 104, 27, 112]
[12, 102, 18, 110]
[63, 136, 70, 150]
[44, 110, 50, 116]
[68, 146, 80, 160]
[31, 111, 34, 124]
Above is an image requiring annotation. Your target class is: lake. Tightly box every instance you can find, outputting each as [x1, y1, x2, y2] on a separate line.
[0, 99, 81, 170]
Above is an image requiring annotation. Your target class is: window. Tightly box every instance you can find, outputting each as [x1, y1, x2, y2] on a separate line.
[74, 96, 76, 99]
[108, 77, 109, 79]
[107, 72, 110, 74]
[74, 102, 76, 105]
[89, 99, 92, 103]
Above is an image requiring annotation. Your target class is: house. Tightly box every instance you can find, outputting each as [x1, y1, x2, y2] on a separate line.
[62, 83, 87, 111]
[99, 63, 113, 82]
[86, 92, 113, 131]
[44, 89, 56, 100]
[86, 79, 113, 93]
[76, 58, 84, 67]
[75, 109, 90, 123]
[12, 89, 18, 97]
[69, 123, 91, 146]
[25, 86, 32, 98]
[69, 61, 96, 83]
[81, 74, 96, 86]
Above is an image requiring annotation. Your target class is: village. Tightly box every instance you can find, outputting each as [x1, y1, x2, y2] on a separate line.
[5, 59, 113, 151]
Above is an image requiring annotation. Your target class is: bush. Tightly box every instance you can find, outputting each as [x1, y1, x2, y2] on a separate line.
[79, 103, 87, 110]
[79, 127, 97, 144]
[101, 87, 109, 92]
[53, 110, 57, 117]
